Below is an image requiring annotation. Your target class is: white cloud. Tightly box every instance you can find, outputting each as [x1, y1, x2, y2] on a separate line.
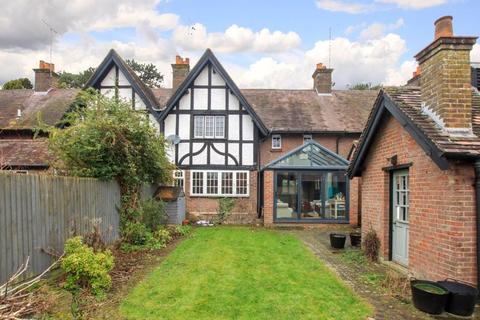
[172, 24, 301, 53]
[230, 33, 409, 89]
[316, 0, 373, 14]
[375, 0, 448, 9]
[471, 44, 480, 63]
[0, 0, 178, 49]
[316, 0, 449, 14]
[359, 18, 405, 40]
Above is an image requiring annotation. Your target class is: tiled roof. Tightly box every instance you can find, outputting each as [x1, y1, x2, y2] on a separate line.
[0, 139, 51, 168]
[383, 86, 480, 157]
[0, 88, 79, 129]
[241, 89, 378, 133]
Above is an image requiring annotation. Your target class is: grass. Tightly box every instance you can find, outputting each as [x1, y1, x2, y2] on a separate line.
[340, 248, 367, 265]
[121, 227, 372, 320]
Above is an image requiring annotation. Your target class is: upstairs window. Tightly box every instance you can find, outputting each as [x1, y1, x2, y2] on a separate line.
[272, 134, 282, 149]
[194, 116, 225, 139]
[303, 134, 312, 144]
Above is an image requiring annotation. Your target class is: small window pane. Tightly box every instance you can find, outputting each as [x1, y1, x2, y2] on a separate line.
[215, 116, 225, 138]
[236, 172, 248, 195]
[173, 170, 184, 190]
[192, 171, 204, 194]
[194, 116, 204, 138]
[205, 116, 215, 138]
[207, 172, 218, 194]
[272, 135, 281, 149]
[303, 134, 312, 143]
[222, 172, 233, 194]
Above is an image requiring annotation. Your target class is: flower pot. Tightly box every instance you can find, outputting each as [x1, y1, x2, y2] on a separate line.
[350, 232, 361, 247]
[411, 279, 449, 315]
[437, 279, 478, 317]
[329, 233, 346, 249]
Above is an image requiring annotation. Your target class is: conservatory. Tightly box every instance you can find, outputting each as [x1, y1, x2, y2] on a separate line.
[262, 141, 350, 223]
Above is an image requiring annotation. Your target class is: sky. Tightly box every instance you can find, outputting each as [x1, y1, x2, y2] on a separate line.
[0, 0, 479, 89]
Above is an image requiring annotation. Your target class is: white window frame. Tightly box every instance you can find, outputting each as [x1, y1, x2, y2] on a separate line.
[190, 170, 249, 197]
[194, 115, 225, 139]
[172, 170, 185, 191]
[272, 134, 282, 149]
[303, 134, 312, 144]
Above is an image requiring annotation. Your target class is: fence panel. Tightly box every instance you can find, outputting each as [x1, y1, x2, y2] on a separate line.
[0, 173, 121, 283]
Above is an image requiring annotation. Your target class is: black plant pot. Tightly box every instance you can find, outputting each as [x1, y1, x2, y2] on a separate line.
[330, 233, 346, 249]
[350, 233, 361, 247]
[437, 279, 478, 317]
[411, 279, 449, 315]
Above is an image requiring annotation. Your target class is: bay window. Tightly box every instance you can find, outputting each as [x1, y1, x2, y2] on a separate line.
[190, 170, 249, 197]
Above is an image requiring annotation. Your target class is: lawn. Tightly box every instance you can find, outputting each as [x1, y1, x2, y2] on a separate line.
[121, 227, 372, 320]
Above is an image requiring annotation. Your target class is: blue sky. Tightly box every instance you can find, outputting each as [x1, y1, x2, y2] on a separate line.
[1, 0, 479, 88]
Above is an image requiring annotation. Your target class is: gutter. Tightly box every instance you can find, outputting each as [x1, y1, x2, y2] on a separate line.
[475, 159, 480, 295]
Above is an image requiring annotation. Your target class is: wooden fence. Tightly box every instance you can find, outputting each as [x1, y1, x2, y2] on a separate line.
[0, 173, 122, 283]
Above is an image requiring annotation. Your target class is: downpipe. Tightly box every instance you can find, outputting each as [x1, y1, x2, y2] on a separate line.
[474, 159, 480, 297]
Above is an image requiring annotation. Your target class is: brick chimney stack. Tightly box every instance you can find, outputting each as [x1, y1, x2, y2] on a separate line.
[312, 63, 333, 95]
[171, 55, 190, 91]
[33, 60, 58, 92]
[415, 16, 477, 134]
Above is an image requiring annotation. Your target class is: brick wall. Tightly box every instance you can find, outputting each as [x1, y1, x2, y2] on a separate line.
[260, 133, 357, 166]
[360, 113, 476, 284]
[419, 48, 472, 129]
[183, 170, 258, 224]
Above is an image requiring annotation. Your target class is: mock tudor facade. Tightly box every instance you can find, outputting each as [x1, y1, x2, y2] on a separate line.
[0, 47, 378, 226]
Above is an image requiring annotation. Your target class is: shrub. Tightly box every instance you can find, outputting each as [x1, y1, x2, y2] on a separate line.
[122, 221, 150, 245]
[139, 198, 166, 231]
[215, 198, 235, 224]
[363, 228, 381, 263]
[61, 236, 114, 297]
[147, 229, 172, 249]
[173, 225, 192, 237]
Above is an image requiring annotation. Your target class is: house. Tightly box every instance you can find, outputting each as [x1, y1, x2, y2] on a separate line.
[0, 46, 378, 226]
[348, 16, 480, 287]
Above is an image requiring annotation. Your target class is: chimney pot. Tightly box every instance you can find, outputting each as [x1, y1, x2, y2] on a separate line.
[312, 62, 333, 94]
[434, 15, 453, 40]
[33, 60, 58, 92]
[172, 55, 190, 91]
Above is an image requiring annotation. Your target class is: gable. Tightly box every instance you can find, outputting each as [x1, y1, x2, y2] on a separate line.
[85, 49, 159, 115]
[348, 90, 449, 177]
[262, 141, 349, 170]
[159, 49, 268, 136]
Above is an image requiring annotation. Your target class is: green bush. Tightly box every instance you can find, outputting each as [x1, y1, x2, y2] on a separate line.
[139, 198, 166, 231]
[216, 198, 235, 224]
[173, 225, 192, 236]
[122, 221, 150, 245]
[61, 236, 114, 297]
[147, 229, 172, 249]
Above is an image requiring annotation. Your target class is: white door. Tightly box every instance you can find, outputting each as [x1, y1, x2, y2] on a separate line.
[392, 170, 409, 266]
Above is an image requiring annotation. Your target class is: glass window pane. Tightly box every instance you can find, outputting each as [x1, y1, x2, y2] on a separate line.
[272, 135, 281, 149]
[222, 172, 233, 194]
[206, 172, 218, 194]
[192, 171, 204, 194]
[194, 116, 204, 138]
[300, 173, 322, 219]
[275, 172, 297, 219]
[236, 172, 248, 195]
[324, 172, 346, 220]
[215, 116, 225, 138]
[205, 116, 214, 138]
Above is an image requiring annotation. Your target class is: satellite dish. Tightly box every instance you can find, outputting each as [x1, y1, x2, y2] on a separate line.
[167, 134, 181, 145]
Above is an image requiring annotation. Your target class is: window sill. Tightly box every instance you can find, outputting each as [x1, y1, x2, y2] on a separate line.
[271, 148, 283, 152]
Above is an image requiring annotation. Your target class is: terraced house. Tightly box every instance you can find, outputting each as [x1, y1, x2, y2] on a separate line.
[0, 48, 378, 226]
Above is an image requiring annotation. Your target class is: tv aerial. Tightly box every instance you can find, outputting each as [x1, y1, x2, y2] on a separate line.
[167, 134, 181, 145]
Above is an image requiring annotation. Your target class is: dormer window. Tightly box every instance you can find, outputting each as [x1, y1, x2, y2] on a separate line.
[194, 115, 225, 139]
[272, 134, 282, 149]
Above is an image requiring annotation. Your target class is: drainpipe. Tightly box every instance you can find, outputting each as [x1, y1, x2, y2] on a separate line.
[475, 159, 480, 293]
